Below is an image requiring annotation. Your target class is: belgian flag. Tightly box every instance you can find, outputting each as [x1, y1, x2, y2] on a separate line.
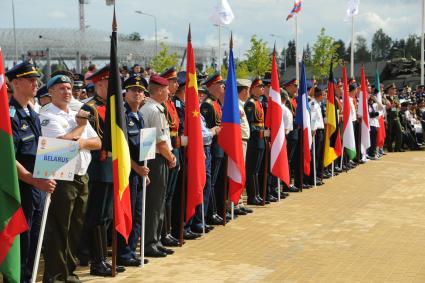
[104, 9, 132, 242]
[323, 62, 342, 167]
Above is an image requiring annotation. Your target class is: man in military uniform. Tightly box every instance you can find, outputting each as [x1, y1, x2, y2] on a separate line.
[244, 78, 266, 205]
[159, 67, 181, 246]
[200, 72, 226, 225]
[80, 66, 123, 276]
[283, 79, 302, 192]
[141, 75, 177, 257]
[40, 75, 101, 282]
[385, 83, 404, 152]
[115, 75, 151, 266]
[6, 61, 57, 283]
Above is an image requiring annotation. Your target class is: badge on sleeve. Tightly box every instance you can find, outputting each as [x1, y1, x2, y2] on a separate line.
[175, 100, 181, 108]
[9, 106, 16, 118]
[41, 119, 50, 126]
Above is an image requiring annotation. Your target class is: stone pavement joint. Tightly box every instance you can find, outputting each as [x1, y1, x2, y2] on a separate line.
[73, 152, 425, 283]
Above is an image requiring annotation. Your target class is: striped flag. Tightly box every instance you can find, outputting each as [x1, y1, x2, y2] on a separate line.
[295, 62, 312, 175]
[0, 47, 29, 282]
[286, 0, 302, 21]
[375, 71, 386, 148]
[184, 26, 206, 220]
[217, 34, 246, 204]
[323, 63, 342, 167]
[342, 65, 357, 160]
[268, 47, 290, 186]
[358, 65, 370, 156]
[105, 10, 132, 241]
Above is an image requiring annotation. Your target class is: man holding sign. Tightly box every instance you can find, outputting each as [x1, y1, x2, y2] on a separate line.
[39, 75, 101, 282]
[6, 61, 57, 283]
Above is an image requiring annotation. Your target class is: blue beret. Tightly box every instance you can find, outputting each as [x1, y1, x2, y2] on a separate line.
[47, 75, 72, 89]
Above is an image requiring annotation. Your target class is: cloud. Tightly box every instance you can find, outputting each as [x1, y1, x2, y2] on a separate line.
[47, 10, 68, 19]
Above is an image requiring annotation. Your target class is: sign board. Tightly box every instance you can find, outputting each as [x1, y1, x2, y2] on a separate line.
[139, 128, 156, 162]
[33, 137, 79, 181]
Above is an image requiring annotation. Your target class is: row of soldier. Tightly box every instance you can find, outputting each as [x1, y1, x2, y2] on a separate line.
[5, 59, 422, 283]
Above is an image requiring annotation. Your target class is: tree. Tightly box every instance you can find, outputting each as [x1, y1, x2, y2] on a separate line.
[405, 34, 420, 59]
[286, 40, 296, 66]
[355, 35, 371, 63]
[371, 28, 392, 60]
[127, 32, 142, 41]
[334, 39, 346, 61]
[311, 28, 339, 81]
[303, 43, 312, 65]
[245, 35, 272, 77]
[150, 43, 179, 73]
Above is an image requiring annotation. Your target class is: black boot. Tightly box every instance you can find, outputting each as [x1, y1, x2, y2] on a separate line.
[100, 225, 125, 273]
[90, 226, 112, 277]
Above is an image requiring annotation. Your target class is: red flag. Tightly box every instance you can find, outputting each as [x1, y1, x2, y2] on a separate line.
[184, 26, 206, 220]
[268, 48, 290, 186]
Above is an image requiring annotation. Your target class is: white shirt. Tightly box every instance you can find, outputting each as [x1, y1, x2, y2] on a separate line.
[369, 103, 380, 128]
[40, 104, 98, 176]
[282, 103, 293, 134]
[238, 99, 250, 140]
[349, 97, 357, 122]
[69, 96, 83, 112]
[309, 98, 324, 131]
[140, 98, 172, 152]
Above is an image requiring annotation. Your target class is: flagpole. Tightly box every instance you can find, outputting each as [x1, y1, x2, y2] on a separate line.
[350, 16, 355, 78]
[223, 158, 229, 226]
[262, 140, 270, 205]
[313, 137, 316, 187]
[295, 15, 299, 81]
[201, 197, 205, 235]
[421, 0, 424, 85]
[179, 147, 188, 246]
[331, 161, 334, 178]
[30, 193, 51, 283]
[140, 160, 147, 267]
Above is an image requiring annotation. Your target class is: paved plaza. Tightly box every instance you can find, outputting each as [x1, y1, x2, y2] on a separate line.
[55, 152, 425, 282]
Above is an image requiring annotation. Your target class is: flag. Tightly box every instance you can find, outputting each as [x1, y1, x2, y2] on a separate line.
[342, 65, 357, 160]
[358, 65, 370, 155]
[346, 0, 360, 17]
[295, 62, 312, 175]
[184, 26, 206, 220]
[105, 9, 132, 241]
[217, 34, 245, 204]
[268, 47, 290, 186]
[375, 71, 386, 148]
[210, 0, 234, 25]
[286, 0, 302, 21]
[323, 63, 342, 167]
[0, 47, 28, 282]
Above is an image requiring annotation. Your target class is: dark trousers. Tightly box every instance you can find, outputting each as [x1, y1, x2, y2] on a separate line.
[368, 126, 378, 157]
[171, 150, 184, 239]
[207, 155, 223, 218]
[145, 155, 169, 253]
[386, 120, 403, 151]
[117, 171, 143, 260]
[306, 129, 324, 183]
[245, 146, 264, 201]
[19, 183, 46, 283]
[287, 130, 301, 187]
[191, 146, 212, 229]
[43, 174, 89, 283]
[162, 148, 180, 237]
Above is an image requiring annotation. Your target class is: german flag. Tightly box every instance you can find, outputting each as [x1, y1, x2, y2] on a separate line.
[105, 10, 132, 242]
[323, 62, 342, 167]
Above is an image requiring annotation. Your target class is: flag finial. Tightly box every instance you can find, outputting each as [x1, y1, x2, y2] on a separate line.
[230, 32, 233, 49]
[112, 5, 117, 32]
[273, 41, 276, 55]
[188, 24, 192, 42]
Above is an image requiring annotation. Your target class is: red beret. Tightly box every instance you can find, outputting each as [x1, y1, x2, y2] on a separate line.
[149, 75, 168, 86]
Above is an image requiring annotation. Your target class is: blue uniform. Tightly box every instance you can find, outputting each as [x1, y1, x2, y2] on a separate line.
[117, 103, 145, 261]
[10, 97, 47, 283]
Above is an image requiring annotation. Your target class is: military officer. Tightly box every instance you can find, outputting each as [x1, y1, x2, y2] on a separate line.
[40, 75, 101, 283]
[80, 65, 123, 276]
[385, 83, 404, 152]
[140, 75, 177, 257]
[244, 78, 266, 205]
[200, 72, 226, 225]
[116, 75, 150, 266]
[6, 61, 57, 283]
[159, 67, 181, 246]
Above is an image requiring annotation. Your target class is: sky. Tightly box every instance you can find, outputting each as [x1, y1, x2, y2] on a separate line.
[0, 0, 422, 58]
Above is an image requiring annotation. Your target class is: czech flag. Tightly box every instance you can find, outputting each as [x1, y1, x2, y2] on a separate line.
[217, 34, 246, 204]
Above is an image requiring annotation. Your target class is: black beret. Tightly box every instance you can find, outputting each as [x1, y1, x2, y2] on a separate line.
[123, 75, 148, 90]
[6, 61, 40, 81]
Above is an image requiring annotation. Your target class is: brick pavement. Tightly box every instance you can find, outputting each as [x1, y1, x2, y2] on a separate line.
[57, 152, 425, 282]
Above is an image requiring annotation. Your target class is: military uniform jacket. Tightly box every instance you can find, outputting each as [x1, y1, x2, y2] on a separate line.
[200, 95, 224, 157]
[164, 98, 181, 148]
[285, 97, 299, 141]
[172, 96, 185, 136]
[386, 95, 400, 121]
[259, 95, 269, 127]
[244, 96, 265, 149]
[10, 97, 41, 173]
[124, 103, 145, 166]
[81, 94, 112, 182]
